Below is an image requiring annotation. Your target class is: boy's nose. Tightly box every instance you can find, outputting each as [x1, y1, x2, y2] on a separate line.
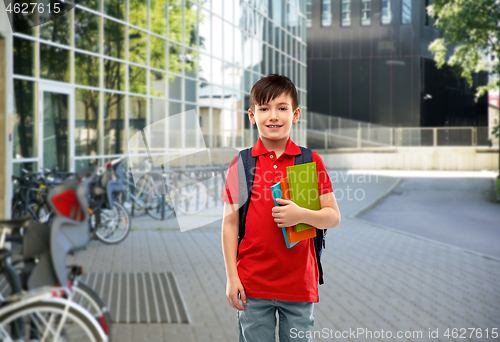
[269, 109, 279, 120]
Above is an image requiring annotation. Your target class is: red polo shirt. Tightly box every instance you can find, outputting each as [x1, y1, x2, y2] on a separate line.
[222, 137, 333, 302]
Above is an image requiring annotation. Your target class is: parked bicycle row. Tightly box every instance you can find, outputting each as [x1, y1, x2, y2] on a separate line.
[0, 166, 114, 341]
[119, 165, 228, 220]
[12, 159, 131, 245]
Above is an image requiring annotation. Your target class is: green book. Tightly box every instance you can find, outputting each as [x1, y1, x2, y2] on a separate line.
[286, 162, 321, 232]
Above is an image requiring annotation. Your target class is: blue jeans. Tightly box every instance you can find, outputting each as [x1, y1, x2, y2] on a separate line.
[238, 296, 315, 342]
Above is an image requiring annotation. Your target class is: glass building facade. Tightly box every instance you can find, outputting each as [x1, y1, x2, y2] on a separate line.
[8, 0, 307, 174]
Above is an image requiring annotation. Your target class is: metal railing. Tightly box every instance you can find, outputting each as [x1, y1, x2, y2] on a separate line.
[307, 112, 493, 150]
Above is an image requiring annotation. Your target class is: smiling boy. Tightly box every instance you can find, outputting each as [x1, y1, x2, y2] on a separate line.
[221, 74, 341, 342]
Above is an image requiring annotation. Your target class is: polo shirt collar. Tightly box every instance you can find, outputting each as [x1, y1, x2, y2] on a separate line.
[251, 137, 302, 157]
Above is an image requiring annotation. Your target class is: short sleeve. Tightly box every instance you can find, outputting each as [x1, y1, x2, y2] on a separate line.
[312, 152, 333, 195]
[221, 155, 240, 204]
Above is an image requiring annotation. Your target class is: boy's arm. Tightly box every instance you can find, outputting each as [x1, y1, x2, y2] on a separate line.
[221, 202, 246, 311]
[302, 192, 341, 229]
[274, 191, 341, 229]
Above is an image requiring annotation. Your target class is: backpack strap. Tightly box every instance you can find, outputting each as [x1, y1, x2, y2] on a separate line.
[295, 146, 312, 164]
[237, 148, 256, 247]
[296, 148, 325, 285]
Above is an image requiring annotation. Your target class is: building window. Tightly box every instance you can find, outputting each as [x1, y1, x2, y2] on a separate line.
[322, 0, 331, 27]
[341, 0, 351, 27]
[402, 0, 411, 24]
[381, 0, 392, 24]
[425, 0, 430, 26]
[306, 0, 312, 28]
[361, 0, 371, 26]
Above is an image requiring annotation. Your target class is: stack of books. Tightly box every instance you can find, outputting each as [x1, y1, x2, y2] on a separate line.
[271, 162, 321, 248]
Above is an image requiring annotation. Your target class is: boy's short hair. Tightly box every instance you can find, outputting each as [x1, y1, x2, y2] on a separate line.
[250, 74, 299, 112]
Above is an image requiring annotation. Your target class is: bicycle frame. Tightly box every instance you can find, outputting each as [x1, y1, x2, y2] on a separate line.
[123, 175, 161, 208]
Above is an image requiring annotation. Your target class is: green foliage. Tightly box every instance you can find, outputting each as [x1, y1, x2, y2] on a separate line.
[427, 0, 500, 101]
[492, 118, 500, 138]
[128, 0, 200, 90]
[99, 0, 200, 96]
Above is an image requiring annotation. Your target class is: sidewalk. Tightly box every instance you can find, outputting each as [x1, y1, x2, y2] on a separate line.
[69, 170, 500, 342]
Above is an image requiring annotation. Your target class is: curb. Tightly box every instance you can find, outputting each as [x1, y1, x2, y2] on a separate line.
[347, 177, 403, 219]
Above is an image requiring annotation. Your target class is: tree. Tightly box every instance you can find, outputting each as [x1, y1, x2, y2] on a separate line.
[427, 0, 500, 176]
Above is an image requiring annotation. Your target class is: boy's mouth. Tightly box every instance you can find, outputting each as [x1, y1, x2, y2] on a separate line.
[266, 125, 282, 130]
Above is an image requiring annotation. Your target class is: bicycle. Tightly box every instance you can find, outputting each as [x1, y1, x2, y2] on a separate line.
[11, 172, 51, 222]
[5, 232, 113, 340]
[11, 167, 78, 223]
[122, 165, 214, 220]
[0, 287, 107, 341]
[0, 169, 109, 341]
[121, 167, 207, 220]
[89, 158, 131, 244]
[119, 171, 176, 220]
[164, 168, 209, 216]
[8, 168, 112, 338]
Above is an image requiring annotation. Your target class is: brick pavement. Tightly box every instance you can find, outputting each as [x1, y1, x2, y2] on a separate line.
[69, 171, 500, 342]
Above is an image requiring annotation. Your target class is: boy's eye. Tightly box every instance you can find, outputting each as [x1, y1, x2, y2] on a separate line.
[258, 107, 287, 111]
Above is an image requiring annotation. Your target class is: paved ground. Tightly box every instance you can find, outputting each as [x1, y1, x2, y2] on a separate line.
[359, 171, 500, 259]
[69, 170, 500, 342]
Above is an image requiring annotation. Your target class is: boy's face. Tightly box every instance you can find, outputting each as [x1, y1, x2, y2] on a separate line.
[248, 92, 300, 142]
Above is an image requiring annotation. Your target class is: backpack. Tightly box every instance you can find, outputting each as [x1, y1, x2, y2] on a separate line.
[236, 146, 327, 285]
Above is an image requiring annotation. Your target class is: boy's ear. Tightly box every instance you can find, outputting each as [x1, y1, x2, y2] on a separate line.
[292, 107, 300, 124]
[248, 108, 256, 125]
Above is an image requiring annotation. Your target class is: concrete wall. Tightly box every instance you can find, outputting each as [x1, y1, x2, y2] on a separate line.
[318, 147, 500, 171]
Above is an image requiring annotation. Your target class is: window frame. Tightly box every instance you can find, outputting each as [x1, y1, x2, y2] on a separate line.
[361, 0, 371, 26]
[401, 0, 411, 24]
[380, 0, 392, 25]
[306, 0, 312, 28]
[341, 0, 352, 27]
[321, 0, 332, 27]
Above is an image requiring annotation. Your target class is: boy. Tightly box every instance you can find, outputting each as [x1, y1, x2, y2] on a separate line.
[221, 74, 341, 342]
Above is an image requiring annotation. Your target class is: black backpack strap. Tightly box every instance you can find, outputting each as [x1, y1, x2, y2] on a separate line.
[296, 147, 325, 285]
[315, 230, 325, 285]
[295, 146, 312, 164]
[237, 148, 256, 247]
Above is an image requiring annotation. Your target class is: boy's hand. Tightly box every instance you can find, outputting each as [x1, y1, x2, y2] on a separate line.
[226, 277, 247, 311]
[272, 198, 305, 227]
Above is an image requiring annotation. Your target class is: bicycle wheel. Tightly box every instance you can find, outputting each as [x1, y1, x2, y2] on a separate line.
[132, 191, 149, 217]
[95, 202, 131, 244]
[145, 184, 175, 220]
[172, 179, 208, 215]
[73, 280, 112, 341]
[0, 299, 105, 341]
[117, 189, 146, 217]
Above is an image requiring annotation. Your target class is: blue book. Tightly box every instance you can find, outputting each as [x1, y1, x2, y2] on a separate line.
[271, 181, 299, 248]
